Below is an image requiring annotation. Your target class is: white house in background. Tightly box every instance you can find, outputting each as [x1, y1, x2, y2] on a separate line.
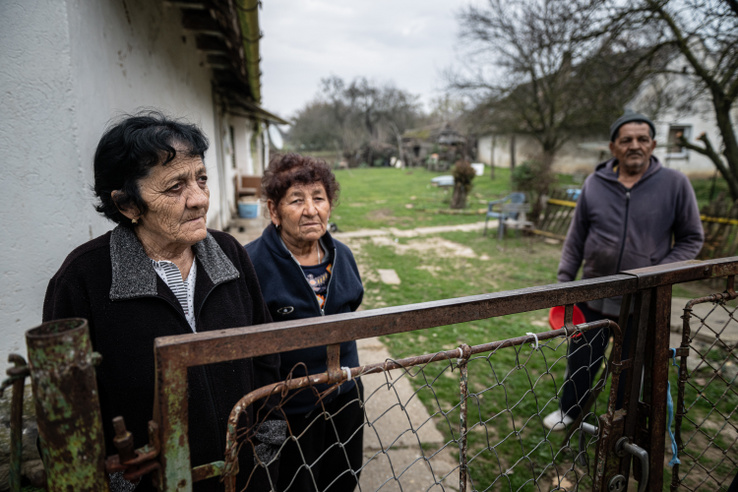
[477, 54, 736, 179]
[477, 134, 606, 178]
[0, 0, 287, 361]
[627, 45, 736, 179]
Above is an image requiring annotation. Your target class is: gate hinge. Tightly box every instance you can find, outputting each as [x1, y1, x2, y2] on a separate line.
[672, 347, 689, 358]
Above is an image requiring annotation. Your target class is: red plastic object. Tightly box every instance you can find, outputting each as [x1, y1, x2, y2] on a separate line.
[548, 305, 585, 330]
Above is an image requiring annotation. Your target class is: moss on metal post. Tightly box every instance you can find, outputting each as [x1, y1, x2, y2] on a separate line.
[26, 318, 109, 492]
[154, 344, 192, 491]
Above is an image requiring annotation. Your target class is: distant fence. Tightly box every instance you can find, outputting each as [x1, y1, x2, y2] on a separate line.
[534, 190, 738, 260]
[699, 195, 738, 259]
[533, 189, 577, 240]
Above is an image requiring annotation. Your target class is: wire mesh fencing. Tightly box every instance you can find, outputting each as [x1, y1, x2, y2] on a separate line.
[13, 259, 738, 490]
[672, 292, 738, 491]
[228, 320, 621, 492]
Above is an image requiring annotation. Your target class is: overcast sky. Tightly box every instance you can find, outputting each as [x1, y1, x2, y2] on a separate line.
[259, 0, 468, 121]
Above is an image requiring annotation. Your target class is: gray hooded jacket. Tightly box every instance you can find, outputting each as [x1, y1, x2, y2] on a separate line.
[558, 155, 703, 314]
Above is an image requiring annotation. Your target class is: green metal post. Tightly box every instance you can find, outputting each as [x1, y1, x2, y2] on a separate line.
[26, 318, 109, 491]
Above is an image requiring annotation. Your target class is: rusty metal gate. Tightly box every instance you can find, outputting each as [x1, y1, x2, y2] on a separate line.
[3, 257, 738, 491]
[220, 317, 622, 491]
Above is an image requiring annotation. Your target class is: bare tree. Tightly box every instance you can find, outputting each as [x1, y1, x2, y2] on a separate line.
[452, 0, 648, 170]
[288, 101, 342, 151]
[288, 76, 423, 166]
[593, 0, 738, 198]
[451, 0, 651, 219]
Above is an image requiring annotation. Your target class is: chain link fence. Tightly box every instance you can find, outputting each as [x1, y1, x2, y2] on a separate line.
[9, 258, 738, 490]
[672, 292, 738, 491]
[229, 320, 620, 492]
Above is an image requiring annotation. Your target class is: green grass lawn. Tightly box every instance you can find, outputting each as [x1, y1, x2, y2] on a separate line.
[331, 166, 521, 231]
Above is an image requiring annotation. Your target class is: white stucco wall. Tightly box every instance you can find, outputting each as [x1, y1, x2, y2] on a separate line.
[233, 117, 255, 176]
[1, 0, 84, 360]
[0, 0, 246, 361]
[476, 134, 604, 175]
[652, 114, 727, 178]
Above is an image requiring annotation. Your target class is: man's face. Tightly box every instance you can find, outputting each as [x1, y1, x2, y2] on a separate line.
[609, 122, 657, 177]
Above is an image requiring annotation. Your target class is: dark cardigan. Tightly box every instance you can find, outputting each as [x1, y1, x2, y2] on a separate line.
[246, 224, 364, 415]
[43, 226, 279, 491]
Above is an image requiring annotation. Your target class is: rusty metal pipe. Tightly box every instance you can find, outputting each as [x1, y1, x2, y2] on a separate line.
[26, 318, 109, 492]
[4, 354, 29, 492]
[457, 344, 471, 492]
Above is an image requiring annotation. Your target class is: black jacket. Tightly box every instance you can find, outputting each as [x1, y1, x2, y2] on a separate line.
[245, 224, 364, 414]
[43, 226, 279, 491]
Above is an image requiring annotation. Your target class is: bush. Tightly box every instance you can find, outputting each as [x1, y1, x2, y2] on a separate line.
[512, 160, 555, 222]
[512, 160, 550, 193]
[451, 160, 476, 209]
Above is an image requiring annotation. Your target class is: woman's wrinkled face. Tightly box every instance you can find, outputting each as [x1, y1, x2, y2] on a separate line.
[269, 182, 331, 247]
[134, 154, 210, 252]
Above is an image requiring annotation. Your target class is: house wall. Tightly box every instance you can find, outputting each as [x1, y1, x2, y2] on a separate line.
[628, 52, 734, 179]
[477, 134, 605, 176]
[478, 104, 737, 180]
[233, 117, 256, 176]
[651, 114, 728, 178]
[0, 0, 252, 360]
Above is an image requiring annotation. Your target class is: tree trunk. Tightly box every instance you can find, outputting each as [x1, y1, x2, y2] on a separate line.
[529, 149, 556, 224]
[451, 183, 468, 209]
[490, 135, 496, 180]
[711, 88, 738, 200]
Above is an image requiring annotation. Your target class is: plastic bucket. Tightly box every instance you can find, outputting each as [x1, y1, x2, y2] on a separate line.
[238, 201, 260, 218]
[548, 305, 586, 330]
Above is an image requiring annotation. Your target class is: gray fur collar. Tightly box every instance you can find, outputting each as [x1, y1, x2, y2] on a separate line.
[109, 226, 239, 300]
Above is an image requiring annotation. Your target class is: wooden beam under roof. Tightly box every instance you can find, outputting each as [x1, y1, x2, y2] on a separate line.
[164, 0, 207, 9]
[195, 34, 230, 54]
[167, 0, 280, 118]
[205, 54, 233, 69]
[180, 9, 223, 36]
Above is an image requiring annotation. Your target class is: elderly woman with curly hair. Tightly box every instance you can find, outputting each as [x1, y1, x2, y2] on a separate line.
[43, 111, 283, 491]
[246, 153, 364, 492]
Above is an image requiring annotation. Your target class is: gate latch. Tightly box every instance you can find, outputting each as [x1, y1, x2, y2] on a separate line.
[615, 437, 649, 492]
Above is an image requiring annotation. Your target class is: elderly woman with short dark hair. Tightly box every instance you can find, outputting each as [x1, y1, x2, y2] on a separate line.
[43, 110, 283, 491]
[246, 153, 364, 492]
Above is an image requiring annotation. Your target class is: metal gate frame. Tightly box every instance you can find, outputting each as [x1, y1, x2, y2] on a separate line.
[6, 256, 738, 491]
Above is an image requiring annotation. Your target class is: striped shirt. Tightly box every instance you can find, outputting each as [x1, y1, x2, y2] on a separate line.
[151, 259, 197, 332]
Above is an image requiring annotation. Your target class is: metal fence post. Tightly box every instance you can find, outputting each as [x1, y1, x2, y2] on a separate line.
[641, 285, 673, 491]
[26, 318, 109, 491]
[458, 344, 471, 492]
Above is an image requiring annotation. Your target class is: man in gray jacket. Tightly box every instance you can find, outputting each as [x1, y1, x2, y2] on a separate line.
[543, 109, 704, 430]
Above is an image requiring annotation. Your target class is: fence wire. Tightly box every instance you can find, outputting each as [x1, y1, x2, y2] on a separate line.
[229, 320, 619, 492]
[673, 293, 738, 491]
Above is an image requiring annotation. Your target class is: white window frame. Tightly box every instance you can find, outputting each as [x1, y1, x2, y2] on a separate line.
[665, 124, 692, 159]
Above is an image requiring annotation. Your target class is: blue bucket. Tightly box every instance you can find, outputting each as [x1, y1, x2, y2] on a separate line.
[238, 202, 259, 218]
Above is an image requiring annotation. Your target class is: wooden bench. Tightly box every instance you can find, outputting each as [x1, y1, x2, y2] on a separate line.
[235, 175, 262, 200]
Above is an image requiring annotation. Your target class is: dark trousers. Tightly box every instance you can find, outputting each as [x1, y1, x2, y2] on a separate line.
[560, 303, 633, 419]
[277, 380, 364, 492]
